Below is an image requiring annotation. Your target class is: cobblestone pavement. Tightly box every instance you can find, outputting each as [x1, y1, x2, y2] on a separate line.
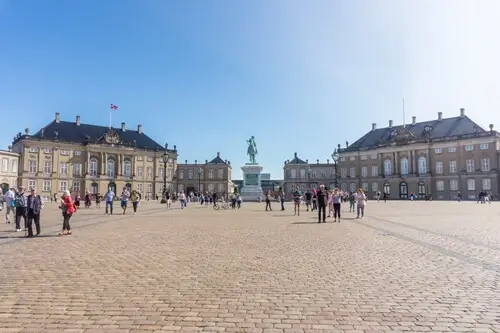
[1, 200, 500, 332]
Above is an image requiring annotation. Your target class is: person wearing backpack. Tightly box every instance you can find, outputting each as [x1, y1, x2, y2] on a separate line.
[14, 186, 27, 232]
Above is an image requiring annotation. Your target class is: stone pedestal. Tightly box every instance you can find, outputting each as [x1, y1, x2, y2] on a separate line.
[240, 164, 264, 201]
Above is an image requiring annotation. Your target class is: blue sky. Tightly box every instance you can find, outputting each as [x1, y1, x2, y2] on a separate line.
[1, 0, 499, 179]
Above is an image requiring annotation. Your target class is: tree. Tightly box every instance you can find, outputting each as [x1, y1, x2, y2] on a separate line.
[233, 185, 239, 194]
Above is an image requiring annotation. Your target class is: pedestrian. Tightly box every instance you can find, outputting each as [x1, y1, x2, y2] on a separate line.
[105, 188, 115, 215]
[304, 189, 312, 212]
[316, 185, 327, 223]
[179, 191, 186, 209]
[120, 187, 130, 214]
[4, 186, 15, 224]
[332, 189, 342, 222]
[312, 189, 318, 211]
[74, 191, 81, 209]
[348, 192, 356, 212]
[265, 191, 272, 211]
[356, 188, 367, 219]
[95, 192, 101, 209]
[26, 188, 43, 237]
[14, 186, 27, 232]
[292, 185, 302, 216]
[59, 190, 76, 235]
[131, 190, 141, 215]
[237, 194, 242, 208]
[327, 190, 334, 217]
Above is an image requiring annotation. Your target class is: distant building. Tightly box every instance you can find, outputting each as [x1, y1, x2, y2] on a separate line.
[0, 149, 19, 193]
[283, 153, 337, 194]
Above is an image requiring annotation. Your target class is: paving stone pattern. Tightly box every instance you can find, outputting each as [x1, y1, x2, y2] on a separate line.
[1, 200, 500, 332]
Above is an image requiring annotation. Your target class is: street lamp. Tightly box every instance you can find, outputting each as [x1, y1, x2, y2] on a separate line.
[331, 144, 340, 189]
[197, 167, 202, 194]
[307, 167, 312, 190]
[160, 144, 169, 204]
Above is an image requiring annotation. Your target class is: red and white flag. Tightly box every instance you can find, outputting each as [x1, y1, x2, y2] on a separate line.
[110, 103, 119, 111]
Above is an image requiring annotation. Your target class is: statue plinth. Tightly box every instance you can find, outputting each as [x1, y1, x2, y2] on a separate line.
[240, 164, 263, 202]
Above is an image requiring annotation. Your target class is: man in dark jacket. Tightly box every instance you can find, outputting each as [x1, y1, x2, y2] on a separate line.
[316, 184, 327, 223]
[26, 188, 43, 237]
[14, 187, 27, 232]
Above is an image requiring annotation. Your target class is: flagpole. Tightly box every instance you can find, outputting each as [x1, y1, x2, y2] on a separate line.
[109, 104, 113, 129]
[402, 98, 406, 128]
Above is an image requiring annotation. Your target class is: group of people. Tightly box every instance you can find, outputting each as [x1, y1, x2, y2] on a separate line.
[291, 185, 367, 222]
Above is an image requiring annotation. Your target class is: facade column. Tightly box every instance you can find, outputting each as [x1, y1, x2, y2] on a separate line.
[412, 150, 417, 174]
[86, 151, 90, 175]
[104, 152, 108, 176]
[132, 155, 136, 177]
[117, 153, 122, 176]
[379, 153, 383, 176]
[395, 151, 399, 175]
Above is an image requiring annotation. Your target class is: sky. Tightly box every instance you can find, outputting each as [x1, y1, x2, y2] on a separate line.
[1, 0, 499, 179]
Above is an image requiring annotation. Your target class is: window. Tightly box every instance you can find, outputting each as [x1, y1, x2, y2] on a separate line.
[330, 168, 336, 178]
[42, 180, 51, 192]
[435, 162, 443, 174]
[179, 184, 185, 192]
[371, 154, 377, 160]
[60, 162, 68, 176]
[350, 183, 356, 192]
[158, 168, 165, 178]
[434, 148, 442, 154]
[481, 158, 490, 172]
[466, 159, 474, 172]
[436, 180, 444, 191]
[60, 149, 70, 156]
[482, 178, 491, 190]
[361, 155, 368, 160]
[340, 168, 347, 178]
[74, 150, 81, 156]
[218, 183, 224, 193]
[311, 169, 317, 178]
[449, 161, 457, 173]
[199, 184, 204, 192]
[59, 181, 68, 191]
[361, 167, 367, 178]
[349, 167, 356, 178]
[208, 184, 214, 192]
[137, 167, 143, 178]
[340, 157, 346, 162]
[29, 160, 37, 173]
[147, 157, 153, 162]
[29, 147, 38, 153]
[418, 157, 427, 174]
[465, 145, 474, 151]
[147, 167, 153, 180]
[123, 160, 131, 177]
[208, 169, 214, 180]
[361, 182, 368, 192]
[28, 180, 36, 190]
[137, 183, 143, 193]
[188, 169, 193, 180]
[384, 160, 392, 176]
[11, 160, 17, 173]
[43, 160, 52, 174]
[107, 159, 115, 177]
[480, 143, 489, 150]
[449, 179, 458, 191]
[467, 179, 475, 191]
[400, 158, 409, 175]
[2, 158, 8, 172]
[218, 169, 224, 180]
[73, 163, 81, 176]
[89, 158, 98, 176]
[448, 147, 456, 153]
[91, 182, 98, 194]
[43, 148, 52, 154]
[349, 156, 356, 161]
[371, 166, 378, 177]
[300, 169, 306, 179]
[341, 183, 348, 191]
[372, 182, 379, 191]
[147, 183, 153, 194]
[73, 181, 80, 192]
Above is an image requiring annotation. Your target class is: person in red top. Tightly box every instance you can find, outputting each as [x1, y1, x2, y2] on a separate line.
[59, 190, 76, 235]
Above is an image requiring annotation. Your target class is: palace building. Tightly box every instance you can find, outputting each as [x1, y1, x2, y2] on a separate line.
[176, 153, 234, 196]
[337, 108, 499, 200]
[283, 153, 338, 194]
[11, 113, 178, 198]
[0, 149, 20, 193]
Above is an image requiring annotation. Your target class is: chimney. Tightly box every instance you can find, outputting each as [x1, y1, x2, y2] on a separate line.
[121, 122, 126, 131]
[76, 115, 81, 126]
[224, 159, 227, 164]
[438, 112, 443, 121]
[389, 120, 393, 128]
[185, 160, 188, 164]
[194, 160, 197, 164]
[327, 159, 329, 164]
[412, 116, 416, 125]
[489, 124, 494, 131]
[372, 123, 376, 131]
[460, 108, 465, 118]
[55, 112, 60, 123]
[217, 152, 220, 157]
[205, 159, 208, 164]
[306, 159, 308, 163]
[137, 124, 142, 134]
[294, 152, 297, 158]
[24, 128, 29, 135]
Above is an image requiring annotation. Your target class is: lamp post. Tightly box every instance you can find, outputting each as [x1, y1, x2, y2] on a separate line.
[331, 144, 340, 189]
[197, 168, 202, 194]
[307, 167, 312, 190]
[160, 147, 169, 204]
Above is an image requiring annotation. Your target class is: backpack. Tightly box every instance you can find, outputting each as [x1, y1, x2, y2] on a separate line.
[15, 194, 26, 208]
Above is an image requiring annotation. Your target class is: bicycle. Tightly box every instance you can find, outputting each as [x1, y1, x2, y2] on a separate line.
[213, 200, 229, 210]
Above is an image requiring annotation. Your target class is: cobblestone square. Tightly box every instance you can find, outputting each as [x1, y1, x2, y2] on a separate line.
[1, 200, 500, 332]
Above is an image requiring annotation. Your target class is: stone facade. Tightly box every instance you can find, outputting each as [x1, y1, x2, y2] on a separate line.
[283, 153, 338, 194]
[11, 113, 177, 199]
[0, 150, 20, 193]
[176, 153, 233, 197]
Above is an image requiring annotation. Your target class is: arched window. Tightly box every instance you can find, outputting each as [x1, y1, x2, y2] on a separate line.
[418, 156, 427, 174]
[399, 181, 408, 198]
[383, 182, 390, 194]
[400, 158, 409, 175]
[89, 158, 98, 176]
[123, 159, 131, 177]
[107, 159, 115, 177]
[384, 159, 392, 176]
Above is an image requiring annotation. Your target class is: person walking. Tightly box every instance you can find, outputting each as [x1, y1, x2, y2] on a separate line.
[292, 185, 302, 216]
[105, 188, 115, 215]
[236, 193, 242, 208]
[26, 188, 43, 237]
[356, 188, 367, 219]
[316, 185, 327, 223]
[59, 190, 76, 235]
[131, 190, 141, 215]
[179, 191, 186, 209]
[304, 189, 312, 212]
[332, 189, 342, 222]
[279, 190, 285, 211]
[265, 191, 272, 211]
[120, 187, 130, 214]
[14, 187, 27, 232]
[4, 186, 15, 224]
[348, 192, 356, 212]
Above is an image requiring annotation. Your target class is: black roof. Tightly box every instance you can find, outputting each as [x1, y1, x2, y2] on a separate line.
[13, 120, 169, 152]
[286, 152, 307, 164]
[208, 152, 229, 165]
[342, 116, 496, 153]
